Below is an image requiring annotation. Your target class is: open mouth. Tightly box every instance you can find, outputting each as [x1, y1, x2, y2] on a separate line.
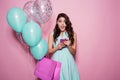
[61, 26, 65, 29]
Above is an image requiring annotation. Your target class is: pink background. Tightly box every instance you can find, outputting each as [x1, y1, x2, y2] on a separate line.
[0, 0, 120, 80]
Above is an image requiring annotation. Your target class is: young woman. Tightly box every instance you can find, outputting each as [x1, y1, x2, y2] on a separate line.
[48, 13, 80, 80]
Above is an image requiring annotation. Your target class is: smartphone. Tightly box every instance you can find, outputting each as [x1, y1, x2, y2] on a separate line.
[60, 39, 67, 43]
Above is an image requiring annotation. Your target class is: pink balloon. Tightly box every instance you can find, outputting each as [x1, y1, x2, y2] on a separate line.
[33, 0, 52, 24]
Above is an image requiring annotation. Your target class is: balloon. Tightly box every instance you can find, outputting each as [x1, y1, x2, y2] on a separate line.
[15, 32, 29, 52]
[23, 1, 38, 22]
[22, 21, 42, 46]
[30, 38, 48, 60]
[33, 0, 52, 24]
[7, 7, 27, 33]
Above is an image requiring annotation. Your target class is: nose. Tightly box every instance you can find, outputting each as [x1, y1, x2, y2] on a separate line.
[61, 22, 65, 25]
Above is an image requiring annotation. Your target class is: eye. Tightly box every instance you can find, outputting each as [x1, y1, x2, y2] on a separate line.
[58, 20, 62, 23]
[64, 20, 66, 22]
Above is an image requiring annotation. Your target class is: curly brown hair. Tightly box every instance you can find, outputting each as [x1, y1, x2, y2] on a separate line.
[53, 13, 74, 45]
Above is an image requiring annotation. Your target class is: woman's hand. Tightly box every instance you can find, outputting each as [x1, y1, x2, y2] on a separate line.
[63, 39, 71, 46]
[56, 43, 65, 50]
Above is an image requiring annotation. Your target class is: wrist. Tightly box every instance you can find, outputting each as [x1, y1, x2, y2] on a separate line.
[66, 44, 70, 47]
[55, 46, 59, 50]
[67, 45, 71, 48]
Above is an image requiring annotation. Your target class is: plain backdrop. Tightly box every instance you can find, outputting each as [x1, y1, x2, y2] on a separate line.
[0, 0, 120, 80]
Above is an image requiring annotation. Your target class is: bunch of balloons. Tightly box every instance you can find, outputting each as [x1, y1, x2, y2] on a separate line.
[6, 0, 52, 60]
[23, 0, 52, 24]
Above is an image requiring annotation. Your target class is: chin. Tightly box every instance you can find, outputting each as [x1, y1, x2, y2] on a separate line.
[60, 29, 65, 32]
[60, 28, 65, 31]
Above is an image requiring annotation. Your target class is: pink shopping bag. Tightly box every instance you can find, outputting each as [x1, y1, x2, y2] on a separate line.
[53, 62, 61, 80]
[34, 57, 61, 80]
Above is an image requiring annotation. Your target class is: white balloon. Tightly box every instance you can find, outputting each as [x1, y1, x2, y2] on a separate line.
[33, 0, 52, 24]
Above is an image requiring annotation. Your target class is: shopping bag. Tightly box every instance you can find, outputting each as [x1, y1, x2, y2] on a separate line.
[53, 61, 61, 80]
[34, 57, 61, 80]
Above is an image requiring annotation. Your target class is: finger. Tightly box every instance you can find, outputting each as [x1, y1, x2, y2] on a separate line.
[66, 39, 69, 41]
[63, 40, 67, 43]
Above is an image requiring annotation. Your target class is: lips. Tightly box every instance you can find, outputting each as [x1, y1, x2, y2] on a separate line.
[61, 26, 65, 29]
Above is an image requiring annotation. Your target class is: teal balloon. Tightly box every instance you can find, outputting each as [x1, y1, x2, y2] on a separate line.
[30, 38, 48, 60]
[7, 7, 27, 33]
[22, 21, 42, 46]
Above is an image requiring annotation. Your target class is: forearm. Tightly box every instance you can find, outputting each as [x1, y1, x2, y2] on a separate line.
[67, 46, 76, 55]
[48, 47, 58, 54]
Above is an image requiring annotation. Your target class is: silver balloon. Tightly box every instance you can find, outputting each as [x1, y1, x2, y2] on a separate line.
[15, 32, 29, 53]
[33, 0, 52, 24]
[23, 1, 38, 22]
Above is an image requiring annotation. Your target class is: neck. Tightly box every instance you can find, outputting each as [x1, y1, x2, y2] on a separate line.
[61, 30, 66, 34]
[60, 31, 66, 37]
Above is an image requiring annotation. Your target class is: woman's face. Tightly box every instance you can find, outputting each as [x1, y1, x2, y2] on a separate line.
[57, 17, 66, 32]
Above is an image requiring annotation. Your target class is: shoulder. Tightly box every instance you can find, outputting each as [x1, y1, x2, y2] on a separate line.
[73, 32, 77, 38]
[48, 32, 54, 38]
